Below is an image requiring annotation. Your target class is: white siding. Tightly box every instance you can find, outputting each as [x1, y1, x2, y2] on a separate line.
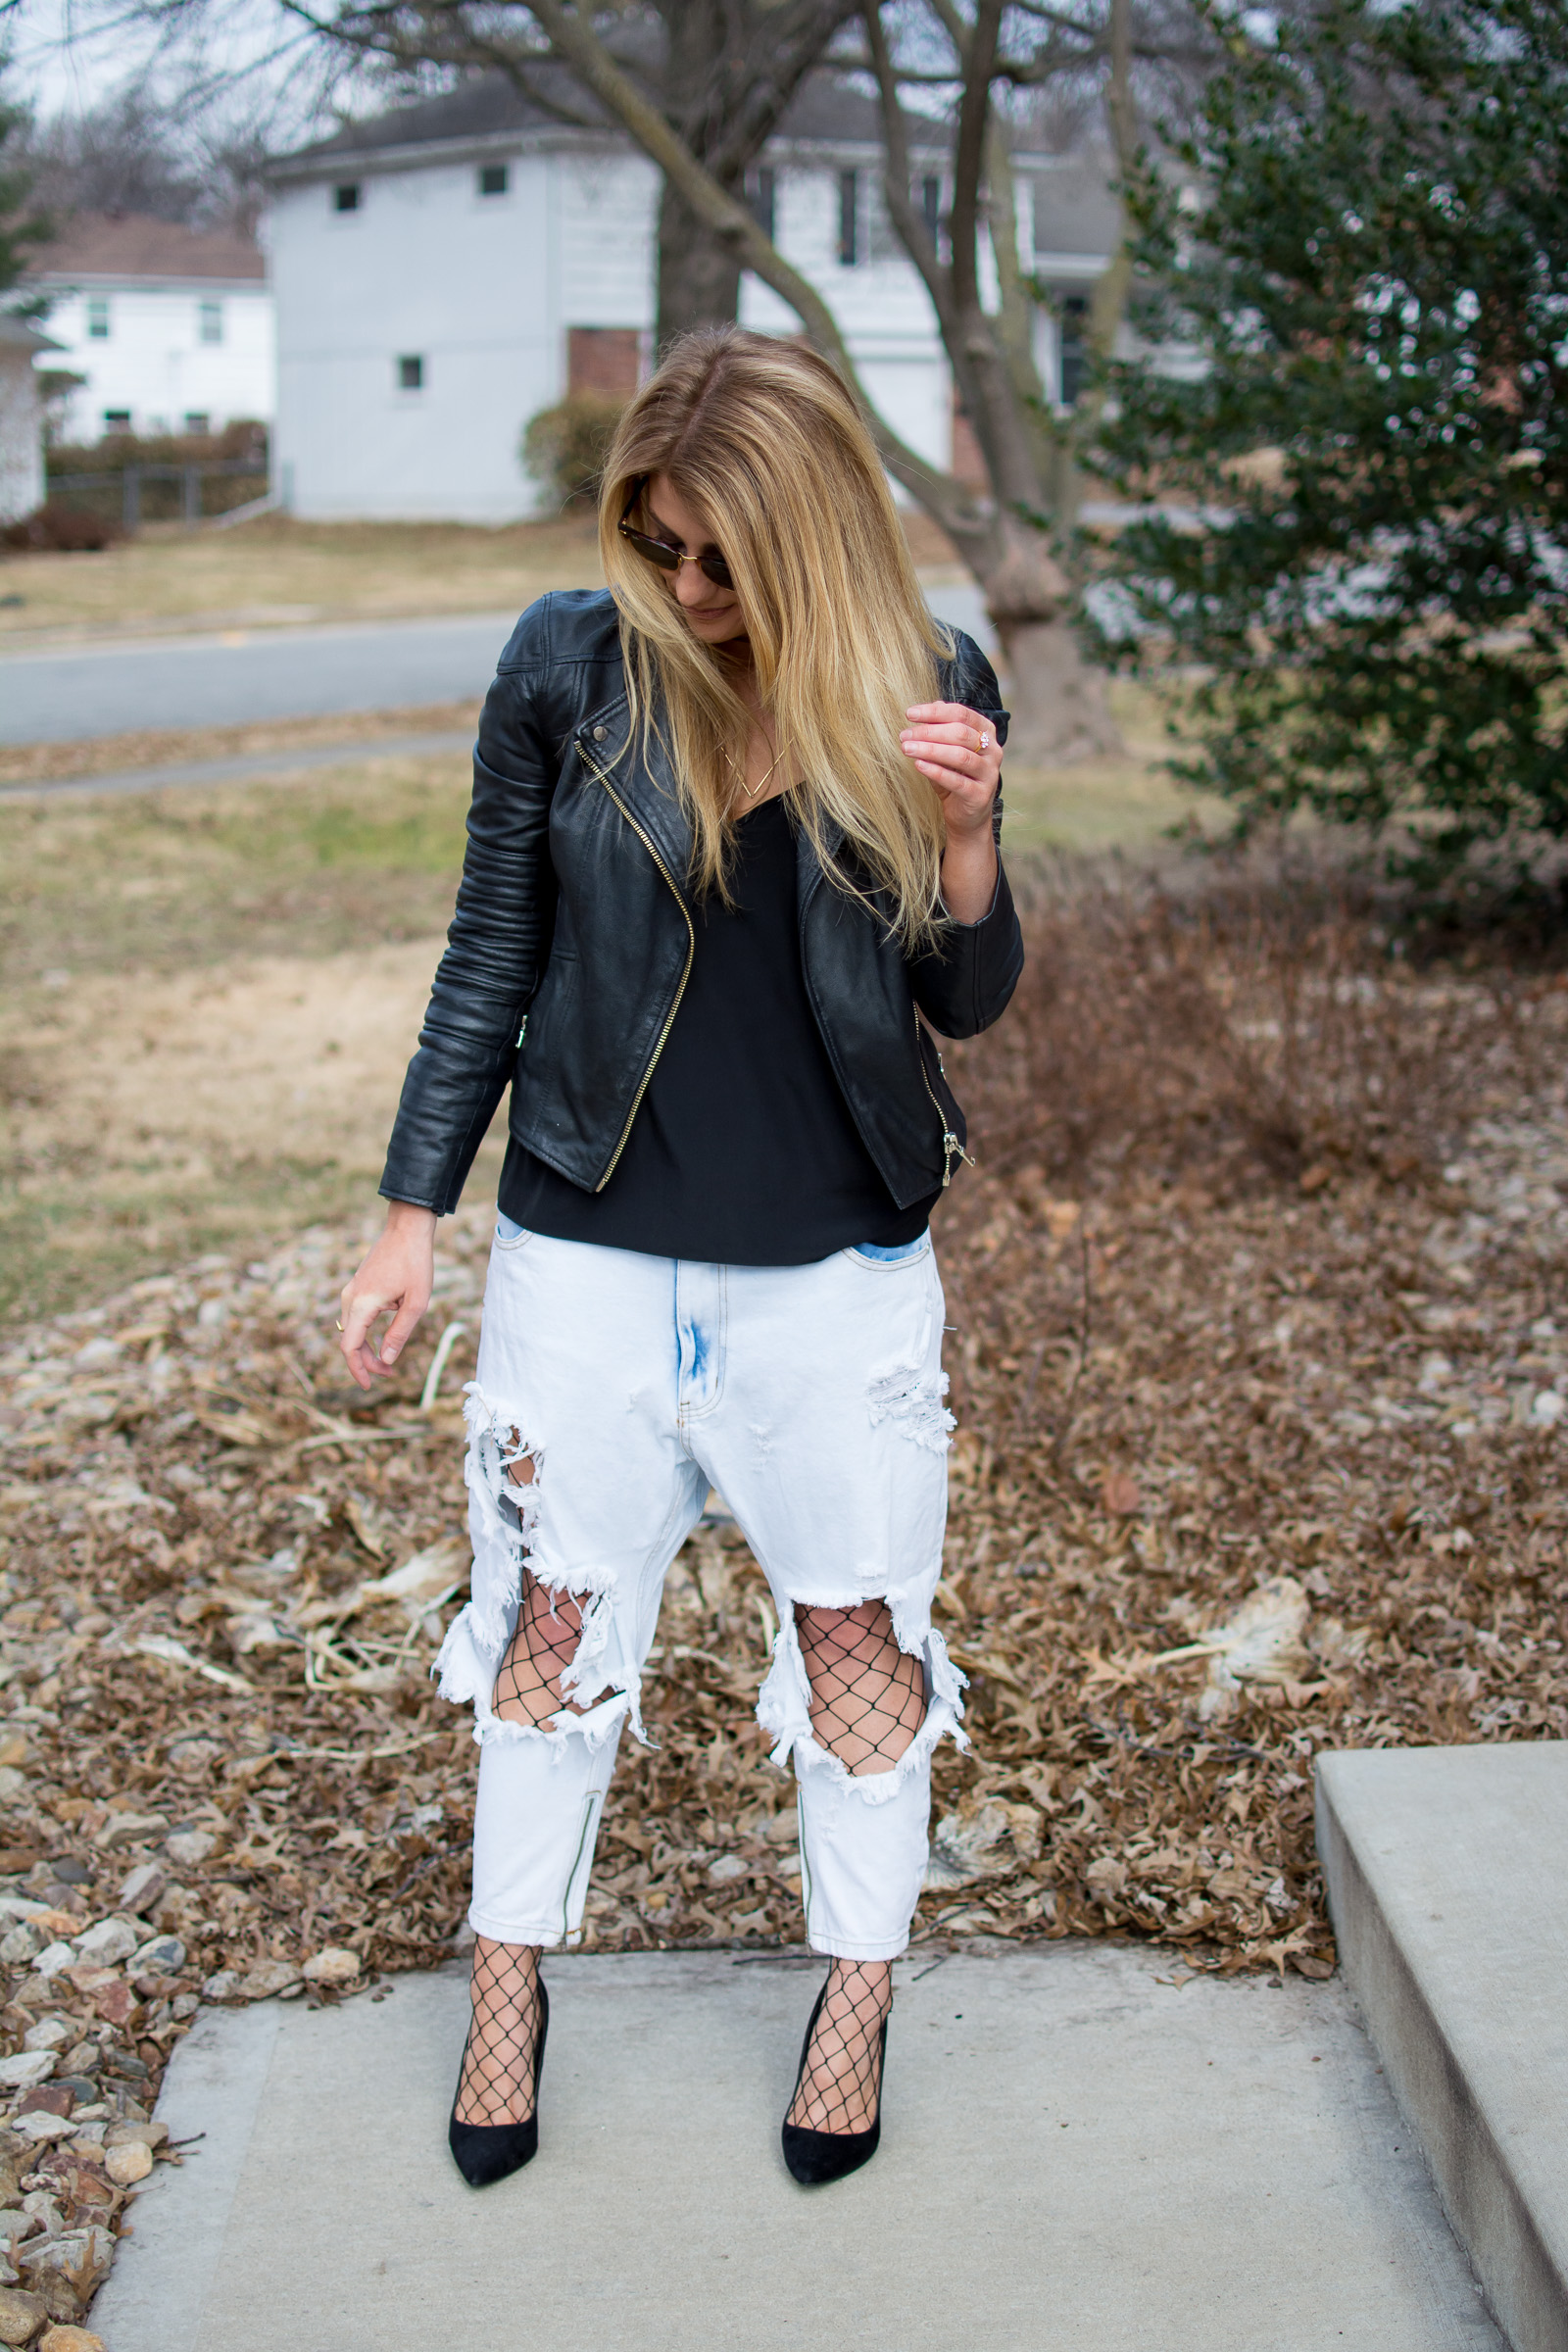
[740, 160, 953, 479]
[271, 146, 661, 522]
[266, 128, 1115, 522]
[40, 284, 274, 440]
[559, 151, 659, 332]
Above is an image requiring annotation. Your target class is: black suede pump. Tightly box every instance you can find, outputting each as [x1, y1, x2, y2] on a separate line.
[780, 1980, 887, 2187]
[448, 1979, 550, 2188]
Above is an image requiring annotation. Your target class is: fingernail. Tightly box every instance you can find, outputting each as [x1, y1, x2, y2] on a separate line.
[386, 1344, 401, 1362]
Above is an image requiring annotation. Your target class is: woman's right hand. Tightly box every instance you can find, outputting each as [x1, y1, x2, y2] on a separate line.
[338, 1201, 438, 1390]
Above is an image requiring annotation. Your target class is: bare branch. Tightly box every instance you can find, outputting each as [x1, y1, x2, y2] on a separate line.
[923, 0, 972, 65]
[947, 0, 1001, 324]
[514, 0, 987, 539]
[1069, 0, 1137, 515]
[860, 2, 957, 341]
[984, 124, 1049, 428]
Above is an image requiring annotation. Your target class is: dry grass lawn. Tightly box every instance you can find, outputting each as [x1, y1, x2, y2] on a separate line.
[0, 512, 606, 643]
[0, 751, 476, 1320]
[0, 506, 970, 646]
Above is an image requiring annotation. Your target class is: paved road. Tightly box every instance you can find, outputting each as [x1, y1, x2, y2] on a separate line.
[0, 611, 522, 745]
[0, 589, 998, 746]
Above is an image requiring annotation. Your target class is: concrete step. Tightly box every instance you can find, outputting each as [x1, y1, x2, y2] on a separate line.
[92, 1941, 1497, 2352]
[1317, 1740, 1568, 2352]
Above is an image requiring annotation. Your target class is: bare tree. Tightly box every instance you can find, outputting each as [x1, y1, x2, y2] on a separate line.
[279, 1, 863, 342]
[570, 0, 1157, 755]
[23, 75, 301, 236]
[85, 0, 1200, 756]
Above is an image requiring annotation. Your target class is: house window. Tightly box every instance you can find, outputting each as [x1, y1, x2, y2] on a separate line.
[566, 326, 641, 400]
[921, 175, 942, 244]
[397, 354, 425, 392]
[86, 296, 110, 340]
[478, 163, 509, 197]
[748, 167, 775, 242]
[333, 182, 361, 213]
[838, 169, 859, 267]
[198, 300, 223, 345]
[1058, 294, 1088, 406]
[102, 410, 132, 434]
[183, 412, 211, 435]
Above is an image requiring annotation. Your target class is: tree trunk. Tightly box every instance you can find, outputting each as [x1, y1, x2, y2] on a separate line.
[655, 177, 744, 347]
[992, 616, 1121, 766]
[949, 514, 1123, 766]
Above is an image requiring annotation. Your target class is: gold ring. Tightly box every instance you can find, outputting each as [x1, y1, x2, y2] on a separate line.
[335, 1319, 344, 1332]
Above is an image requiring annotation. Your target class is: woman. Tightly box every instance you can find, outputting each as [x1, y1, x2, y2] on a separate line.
[337, 326, 1022, 2189]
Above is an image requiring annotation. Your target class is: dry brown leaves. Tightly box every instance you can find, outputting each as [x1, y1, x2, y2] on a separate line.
[3, 862, 1568, 2308]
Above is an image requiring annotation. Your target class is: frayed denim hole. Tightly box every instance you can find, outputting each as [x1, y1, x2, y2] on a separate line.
[866, 1364, 956, 1454]
[793, 1597, 927, 1779]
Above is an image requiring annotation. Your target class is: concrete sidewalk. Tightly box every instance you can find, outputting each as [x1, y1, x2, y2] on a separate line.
[92, 1941, 1496, 2352]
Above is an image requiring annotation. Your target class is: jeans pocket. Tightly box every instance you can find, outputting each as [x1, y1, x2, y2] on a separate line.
[845, 1231, 931, 1268]
[494, 1214, 533, 1251]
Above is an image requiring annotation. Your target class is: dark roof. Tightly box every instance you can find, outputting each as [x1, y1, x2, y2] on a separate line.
[268, 65, 1114, 244]
[30, 214, 266, 284]
[1026, 152, 1122, 256]
[279, 72, 559, 167]
[270, 65, 944, 176]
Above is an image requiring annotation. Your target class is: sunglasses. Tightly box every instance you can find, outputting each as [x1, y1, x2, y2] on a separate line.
[617, 484, 735, 591]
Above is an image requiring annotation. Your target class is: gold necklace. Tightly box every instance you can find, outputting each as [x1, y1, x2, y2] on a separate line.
[726, 733, 786, 801]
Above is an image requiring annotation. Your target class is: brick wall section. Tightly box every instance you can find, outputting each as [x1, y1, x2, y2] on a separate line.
[567, 328, 641, 399]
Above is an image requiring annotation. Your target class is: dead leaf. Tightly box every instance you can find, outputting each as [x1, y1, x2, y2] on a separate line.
[1101, 1470, 1142, 1516]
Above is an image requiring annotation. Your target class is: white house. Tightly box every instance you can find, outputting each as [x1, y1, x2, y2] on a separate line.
[0, 316, 61, 521]
[265, 74, 1119, 523]
[28, 215, 275, 443]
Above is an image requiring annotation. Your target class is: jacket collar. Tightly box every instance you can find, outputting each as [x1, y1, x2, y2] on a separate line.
[575, 680, 846, 906]
[574, 687, 695, 892]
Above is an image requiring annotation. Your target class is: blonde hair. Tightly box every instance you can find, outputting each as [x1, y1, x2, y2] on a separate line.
[597, 327, 953, 948]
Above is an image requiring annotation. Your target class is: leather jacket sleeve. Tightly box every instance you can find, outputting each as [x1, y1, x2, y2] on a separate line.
[379, 608, 567, 1213]
[911, 632, 1026, 1039]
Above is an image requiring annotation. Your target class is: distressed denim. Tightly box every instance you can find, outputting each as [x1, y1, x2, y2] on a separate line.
[436, 1219, 966, 1960]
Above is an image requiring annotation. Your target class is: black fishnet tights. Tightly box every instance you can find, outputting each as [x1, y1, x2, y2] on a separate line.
[455, 1936, 543, 2126]
[494, 1567, 589, 1725]
[795, 1599, 925, 1775]
[788, 1960, 893, 2134]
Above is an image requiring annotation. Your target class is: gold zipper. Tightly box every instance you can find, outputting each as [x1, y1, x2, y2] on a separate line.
[579, 735, 696, 1190]
[915, 1010, 975, 1188]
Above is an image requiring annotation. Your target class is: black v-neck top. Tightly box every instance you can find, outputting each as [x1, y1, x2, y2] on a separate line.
[498, 795, 938, 1265]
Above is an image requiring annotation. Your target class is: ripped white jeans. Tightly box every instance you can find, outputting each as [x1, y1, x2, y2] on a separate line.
[435, 1218, 966, 1961]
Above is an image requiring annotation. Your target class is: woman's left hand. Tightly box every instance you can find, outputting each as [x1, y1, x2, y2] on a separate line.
[900, 702, 1003, 840]
[901, 701, 1002, 922]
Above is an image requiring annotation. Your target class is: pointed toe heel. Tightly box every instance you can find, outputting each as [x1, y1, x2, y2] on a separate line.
[780, 1981, 887, 2187]
[780, 2107, 882, 2186]
[448, 2109, 539, 2188]
[448, 1979, 549, 2187]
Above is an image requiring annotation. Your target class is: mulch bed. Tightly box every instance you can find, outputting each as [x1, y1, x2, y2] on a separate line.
[3, 861, 1567, 2326]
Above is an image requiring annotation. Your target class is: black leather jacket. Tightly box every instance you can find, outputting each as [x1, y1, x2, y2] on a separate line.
[380, 590, 1025, 1216]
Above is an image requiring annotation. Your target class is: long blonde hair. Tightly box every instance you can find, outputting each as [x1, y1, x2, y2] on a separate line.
[597, 327, 953, 949]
